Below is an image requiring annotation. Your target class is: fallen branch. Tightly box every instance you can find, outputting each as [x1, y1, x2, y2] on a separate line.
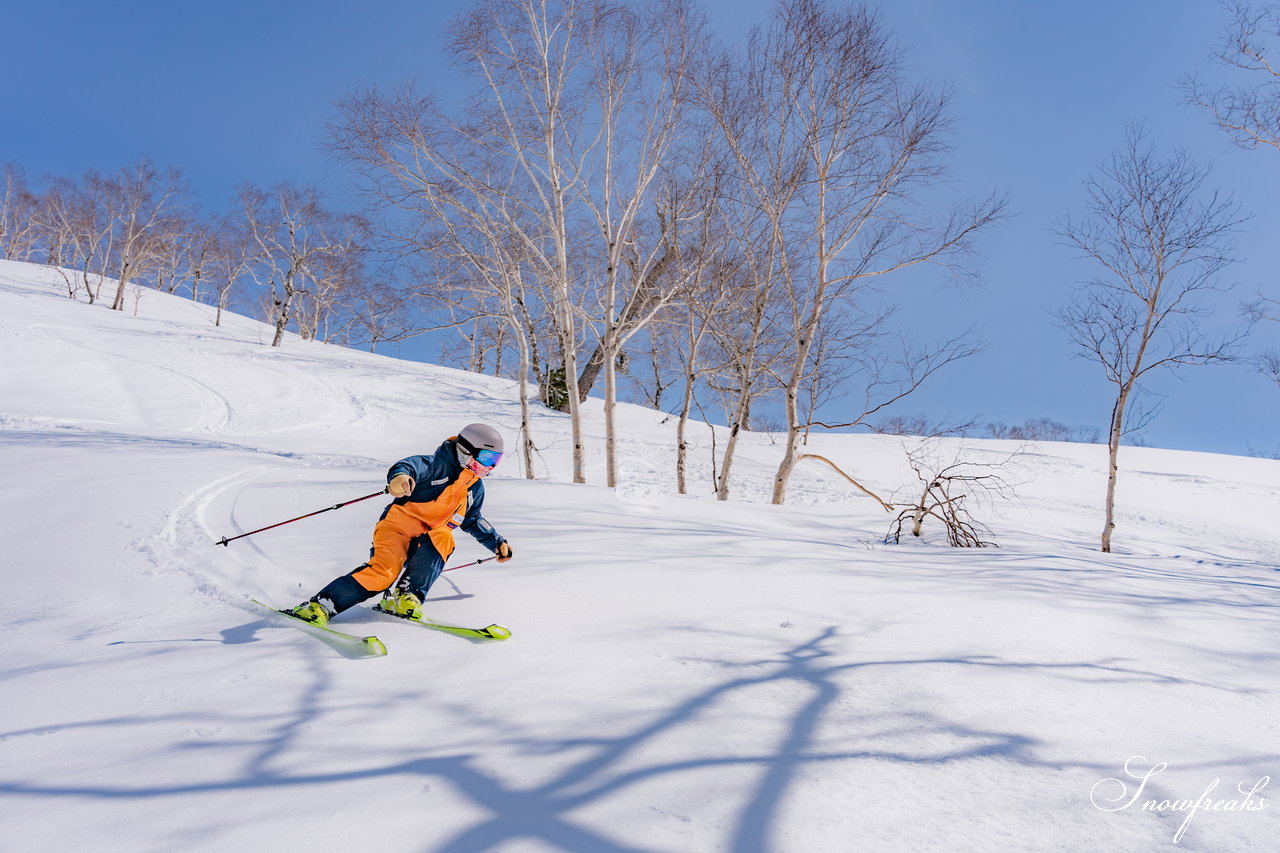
[797, 453, 894, 512]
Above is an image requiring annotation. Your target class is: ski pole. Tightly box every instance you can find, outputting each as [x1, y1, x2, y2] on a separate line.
[215, 488, 387, 547]
[443, 556, 499, 573]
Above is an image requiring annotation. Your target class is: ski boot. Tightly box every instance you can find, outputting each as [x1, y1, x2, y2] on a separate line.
[288, 600, 334, 627]
[376, 590, 423, 620]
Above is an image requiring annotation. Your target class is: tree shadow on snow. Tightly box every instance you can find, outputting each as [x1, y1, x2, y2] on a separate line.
[2, 628, 1276, 852]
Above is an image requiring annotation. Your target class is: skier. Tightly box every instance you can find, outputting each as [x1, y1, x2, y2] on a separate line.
[289, 423, 513, 626]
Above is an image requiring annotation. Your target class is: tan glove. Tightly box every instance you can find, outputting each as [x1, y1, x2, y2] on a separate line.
[387, 474, 416, 498]
[495, 541, 513, 563]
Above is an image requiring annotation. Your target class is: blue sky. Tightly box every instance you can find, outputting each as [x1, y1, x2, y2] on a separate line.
[4, 0, 1278, 456]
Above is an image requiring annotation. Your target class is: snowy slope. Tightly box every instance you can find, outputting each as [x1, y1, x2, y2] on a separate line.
[0, 258, 1276, 853]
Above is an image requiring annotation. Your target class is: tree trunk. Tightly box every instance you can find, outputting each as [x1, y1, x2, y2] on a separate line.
[111, 258, 132, 311]
[716, 422, 742, 502]
[272, 271, 298, 347]
[676, 334, 699, 496]
[1101, 394, 1127, 553]
[554, 271, 585, 483]
[576, 344, 607, 403]
[771, 383, 802, 505]
[604, 335, 618, 488]
[676, 399, 691, 495]
[513, 317, 537, 481]
[716, 375, 753, 501]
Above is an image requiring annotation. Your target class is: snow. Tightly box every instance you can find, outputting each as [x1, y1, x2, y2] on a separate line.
[0, 257, 1276, 852]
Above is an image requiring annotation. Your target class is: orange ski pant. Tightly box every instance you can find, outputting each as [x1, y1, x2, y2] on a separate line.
[349, 502, 457, 593]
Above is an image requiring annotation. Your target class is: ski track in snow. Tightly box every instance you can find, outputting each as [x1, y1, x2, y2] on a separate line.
[26, 322, 236, 432]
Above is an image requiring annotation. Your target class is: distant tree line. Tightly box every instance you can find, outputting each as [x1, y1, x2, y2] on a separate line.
[0, 158, 426, 351]
[872, 414, 1102, 444]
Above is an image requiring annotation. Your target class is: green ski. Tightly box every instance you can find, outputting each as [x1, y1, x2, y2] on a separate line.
[371, 605, 511, 641]
[248, 598, 388, 658]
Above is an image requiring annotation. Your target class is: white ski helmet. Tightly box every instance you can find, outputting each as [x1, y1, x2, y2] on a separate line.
[456, 423, 504, 472]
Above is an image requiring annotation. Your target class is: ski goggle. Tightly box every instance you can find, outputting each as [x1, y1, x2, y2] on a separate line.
[473, 448, 503, 469]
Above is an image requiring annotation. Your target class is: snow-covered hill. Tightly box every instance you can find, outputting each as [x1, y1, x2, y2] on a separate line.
[0, 258, 1276, 852]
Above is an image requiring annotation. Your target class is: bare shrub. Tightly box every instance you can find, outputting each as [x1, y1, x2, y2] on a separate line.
[885, 440, 1020, 548]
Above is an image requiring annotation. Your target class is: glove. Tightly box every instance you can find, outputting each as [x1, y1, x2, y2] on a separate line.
[495, 541, 513, 563]
[387, 473, 416, 498]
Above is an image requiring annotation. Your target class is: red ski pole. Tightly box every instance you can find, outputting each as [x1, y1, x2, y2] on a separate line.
[215, 488, 387, 547]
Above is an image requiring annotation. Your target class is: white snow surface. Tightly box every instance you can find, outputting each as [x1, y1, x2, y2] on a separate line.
[0, 258, 1276, 852]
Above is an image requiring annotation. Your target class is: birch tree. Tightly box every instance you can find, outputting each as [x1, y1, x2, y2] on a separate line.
[104, 160, 190, 311]
[148, 212, 202, 296]
[567, 0, 711, 486]
[1055, 127, 1245, 552]
[1, 162, 40, 261]
[40, 173, 114, 302]
[450, 0, 597, 482]
[703, 261, 788, 500]
[1184, 1, 1280, 394]
[703, 0, 1000, 505]
[1183, 1, 1280, 152]
[296, 231, 366, 342]
[424, 198, 551, 482]
[657, 227, 733, 494]
[333, 0, 626, 484]
[240, 182, 347, 348]
[207, 218, 255, 327]
[330, 80, 558, 481]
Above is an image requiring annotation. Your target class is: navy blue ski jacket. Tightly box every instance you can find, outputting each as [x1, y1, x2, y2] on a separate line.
[385, 439, 506, 552]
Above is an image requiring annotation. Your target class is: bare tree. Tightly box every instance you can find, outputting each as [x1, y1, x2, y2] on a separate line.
[36, 180, 79, 276]
[658, 243, 738, 495]
[1259, 349, 1280, 386]
[1183, 1, 1280, 152]
[568, 0, 712, 487]
[697, 248, 789, 500]
[1, 162, 41, 261]
[202, 216, 256, 327]
[873, 413, 973, 438]
[292, 215, 367, 342]
[696, 35, 802, 499]
[40, 173, 114, 302]
[1184, 2, 1280, 389]
[451, 0, 598, 483]
[102, 160, 190, 311]
[240, 182, 347, 347]
[36, 162, 189, 307]
[146, 210, 202, 296]
[183, 221, 219, 305]
[335, 278, 426, 353]
[701, 0, 1001, 506]
[1246, 296, 1280, 386]
[331, 0, 596, 482]
[617, 310, 681, 410]
[330, 80, 555, 480]
[885, 440, 1019, 548]
[1055, 127, 1246, 552]
[332, 0, 712, 486]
